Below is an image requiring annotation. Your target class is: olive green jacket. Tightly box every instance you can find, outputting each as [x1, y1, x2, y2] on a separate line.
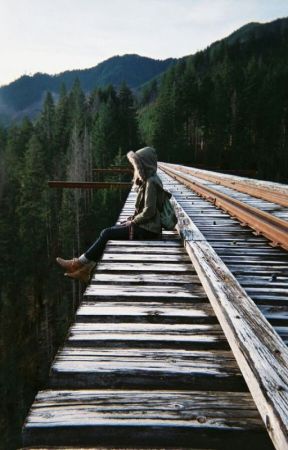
[127, 146, 165, 235]
[132, 174, 164, 234]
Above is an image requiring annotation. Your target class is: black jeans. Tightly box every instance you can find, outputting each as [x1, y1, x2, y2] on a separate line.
[85, 223, 160, 262]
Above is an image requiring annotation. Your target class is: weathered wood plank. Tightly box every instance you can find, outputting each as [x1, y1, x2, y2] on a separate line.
[101, 253, 190, 262]
[22, 390, 273, 449]
[23, 172, 281, 450]
[167, 191, 288, 450]
[105, 244, 186, 254]
[107, 239, 182, 246]
[66, 322, 228, 350]
[76, 301, 216, 324]
[85, 284, 205, 299]
[49, 348, 245, 391]
[91, 272, 201, 285]
[95, 262, 195, 273]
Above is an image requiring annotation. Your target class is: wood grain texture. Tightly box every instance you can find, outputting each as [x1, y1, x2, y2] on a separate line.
[22, 390, 273, 449]
[49, 348, 244, 391]
[22, 178, 278, 450]
[84, 284, 206, 300]
[91, 272, 201, 285]
[95, 262, 195, 273]
[66, 322, 228, 350]
[76, 301, 216, 324]
[167, 188, 288, 450]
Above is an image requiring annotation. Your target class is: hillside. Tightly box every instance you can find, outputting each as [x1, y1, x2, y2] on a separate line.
[138, 17, 288, 182]
[0, 54, 176, 124]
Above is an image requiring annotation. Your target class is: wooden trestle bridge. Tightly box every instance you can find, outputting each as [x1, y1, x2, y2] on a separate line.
[22, 164, 288, 450]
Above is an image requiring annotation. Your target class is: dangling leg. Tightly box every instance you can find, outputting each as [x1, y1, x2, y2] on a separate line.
[56, 224, 130, 283]
[83, 224, 130, 262]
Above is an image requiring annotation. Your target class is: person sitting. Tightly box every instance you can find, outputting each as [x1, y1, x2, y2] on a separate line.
[56, 146, 165, 283]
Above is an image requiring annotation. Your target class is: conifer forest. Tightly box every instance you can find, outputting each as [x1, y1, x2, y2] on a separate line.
[1, 16, 288, 449]
[0, 82, 139, 449]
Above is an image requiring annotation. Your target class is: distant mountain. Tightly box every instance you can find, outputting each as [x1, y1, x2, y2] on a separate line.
[0, 54, 176, 124]
[2, 18, 287, 126]
[210, 18, 288, 52]
[138, 17, 288, 181]
[139, 17, 288, 105]
[225, 22, 261, 44]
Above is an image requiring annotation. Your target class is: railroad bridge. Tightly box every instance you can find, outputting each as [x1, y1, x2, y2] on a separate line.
[21, 164, 288, 450]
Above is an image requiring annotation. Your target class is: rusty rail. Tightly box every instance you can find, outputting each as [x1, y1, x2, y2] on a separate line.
[48, 181, 131, 189]
[92, 168, 132, 174]
[164, 163, 288, 207]
[159, 163, 288, 251]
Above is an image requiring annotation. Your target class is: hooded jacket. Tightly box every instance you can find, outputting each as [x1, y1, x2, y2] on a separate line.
[127, 147, 164, 235]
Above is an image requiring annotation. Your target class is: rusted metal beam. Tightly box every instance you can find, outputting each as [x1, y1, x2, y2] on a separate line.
[92, 168, 132, 173]
[166, 163, 288, 207]
[159, 163, 288, 251]
[48, 181, 131, 189]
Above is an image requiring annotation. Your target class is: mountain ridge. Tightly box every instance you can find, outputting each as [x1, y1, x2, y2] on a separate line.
[0, 54, 176, 124]
[1, 17, 287, 125]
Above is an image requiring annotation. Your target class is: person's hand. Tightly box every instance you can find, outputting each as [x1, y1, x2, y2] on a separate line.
[125, 220, 132, 226]
[120, 218, 132, 225]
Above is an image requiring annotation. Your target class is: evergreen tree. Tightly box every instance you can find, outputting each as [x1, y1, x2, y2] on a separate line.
[91, 95, 119, 168]
[17, 134, 48, 274]
[68, 78, 86, 131]
[36, 92, 56, 175]
[118, 82, 140, 152]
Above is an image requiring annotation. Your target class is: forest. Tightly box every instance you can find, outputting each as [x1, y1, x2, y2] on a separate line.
[139, 17, 288, 182]
[1, 16, 288, 450]
[0, 81, 139, 450]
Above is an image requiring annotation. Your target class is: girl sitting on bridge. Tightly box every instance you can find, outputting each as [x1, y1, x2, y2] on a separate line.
[56, 146, 165, 283]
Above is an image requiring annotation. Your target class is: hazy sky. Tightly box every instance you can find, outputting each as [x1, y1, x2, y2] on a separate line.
[1, 0, 287, 87]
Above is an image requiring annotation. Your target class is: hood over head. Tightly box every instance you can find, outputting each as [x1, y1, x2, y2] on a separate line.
[127, 147, 157, 185]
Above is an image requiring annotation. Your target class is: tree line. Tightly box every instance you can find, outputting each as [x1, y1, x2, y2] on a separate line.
[138, 19, 288, 182]
[0, 80, 139, 450]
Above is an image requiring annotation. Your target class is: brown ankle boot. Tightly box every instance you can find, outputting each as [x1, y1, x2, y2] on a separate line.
[65, 262, 96, 284]
[56, 257, 83, 273]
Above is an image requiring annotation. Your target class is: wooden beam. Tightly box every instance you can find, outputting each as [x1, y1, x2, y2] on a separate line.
[170, 194, 288, 450]
[48, 181, 131, 189]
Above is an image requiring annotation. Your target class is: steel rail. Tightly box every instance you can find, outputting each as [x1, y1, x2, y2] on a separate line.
[165, 163, 288, 207]
[159, 163, 288, 251]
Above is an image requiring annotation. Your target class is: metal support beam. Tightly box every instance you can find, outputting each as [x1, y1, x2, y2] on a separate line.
[48, 181, 132, 189]
[92, 168, 132, 174]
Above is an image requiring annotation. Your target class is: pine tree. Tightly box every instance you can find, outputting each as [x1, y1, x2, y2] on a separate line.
[69, 78, 86, 132]
[36, 92, 56, 175]
[91, 96, 119, 168]
[118, 82, 140, 152]
[17, 134, 48, 273]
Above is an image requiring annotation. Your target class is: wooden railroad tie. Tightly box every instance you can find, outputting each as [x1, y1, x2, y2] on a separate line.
[22, 166, 288, 450]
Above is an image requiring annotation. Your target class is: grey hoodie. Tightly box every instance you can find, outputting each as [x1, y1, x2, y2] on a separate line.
[127, 147, 164, 234]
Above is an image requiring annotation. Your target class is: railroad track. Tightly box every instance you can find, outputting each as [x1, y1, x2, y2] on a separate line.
[159, 163, 288, 251]
[21, 165, 288, 450]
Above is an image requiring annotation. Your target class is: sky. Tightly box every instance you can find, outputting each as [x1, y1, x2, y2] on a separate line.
[1, 0, 288, 87]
